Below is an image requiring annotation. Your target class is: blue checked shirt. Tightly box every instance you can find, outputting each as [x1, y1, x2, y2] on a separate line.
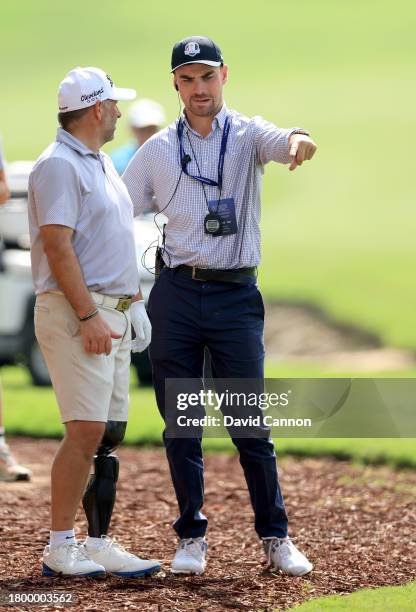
[123, 105, 299, 269]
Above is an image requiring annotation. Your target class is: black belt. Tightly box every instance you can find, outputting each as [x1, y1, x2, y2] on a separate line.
[173, 265, 257, 284]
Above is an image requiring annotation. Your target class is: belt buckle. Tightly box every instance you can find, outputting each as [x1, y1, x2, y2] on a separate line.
[191, 267, 205, 282]
[116, 297, 132, 311]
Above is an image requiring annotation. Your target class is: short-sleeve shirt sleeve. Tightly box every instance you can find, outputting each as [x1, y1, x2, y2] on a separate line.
[122, 143, 155, 216]
[31, 157, 82, 228]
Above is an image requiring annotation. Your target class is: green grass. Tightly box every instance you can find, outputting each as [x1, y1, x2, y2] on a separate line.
[1, 1, 416, 348]
[2, 365, 415, 467]
[290, 581, 416, 611]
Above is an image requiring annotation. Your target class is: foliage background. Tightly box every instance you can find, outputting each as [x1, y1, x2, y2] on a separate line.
[1, 0, 415, 346]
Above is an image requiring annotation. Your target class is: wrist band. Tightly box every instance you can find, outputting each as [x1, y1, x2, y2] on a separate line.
[291, 129, 310, 137]
[79, 308, 99, 322]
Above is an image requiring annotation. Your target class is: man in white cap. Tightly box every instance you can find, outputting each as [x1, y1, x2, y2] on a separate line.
[28, 67, 159, 578]
[111, 98, 166, 175]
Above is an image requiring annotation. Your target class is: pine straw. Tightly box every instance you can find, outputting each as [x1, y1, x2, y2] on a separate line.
[0, 438, 415, 611]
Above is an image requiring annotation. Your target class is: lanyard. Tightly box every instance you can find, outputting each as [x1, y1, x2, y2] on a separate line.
[177, 116, 231, 190]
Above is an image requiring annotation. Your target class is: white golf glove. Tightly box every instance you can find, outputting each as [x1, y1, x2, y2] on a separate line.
[130, 300, 152, 353]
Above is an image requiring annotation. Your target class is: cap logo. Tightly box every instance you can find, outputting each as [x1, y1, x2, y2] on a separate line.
[184, 41, 200, 57]
[80, 87, 104, 103]
[106, 74, 114, 87]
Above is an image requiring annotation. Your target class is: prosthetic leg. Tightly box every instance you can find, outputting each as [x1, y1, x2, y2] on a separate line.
[82, 420, 127, 537]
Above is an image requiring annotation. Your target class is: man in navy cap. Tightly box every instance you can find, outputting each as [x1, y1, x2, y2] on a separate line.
[124, 36, 317, 576]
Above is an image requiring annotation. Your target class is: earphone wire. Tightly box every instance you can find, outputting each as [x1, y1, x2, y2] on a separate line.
[142, 90, 184, 275]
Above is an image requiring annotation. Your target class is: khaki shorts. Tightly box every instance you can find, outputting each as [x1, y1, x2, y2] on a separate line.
[34, 292, 131, 423]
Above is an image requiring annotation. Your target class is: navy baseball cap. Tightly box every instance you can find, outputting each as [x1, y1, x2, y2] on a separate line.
[171, 36, 224, 72]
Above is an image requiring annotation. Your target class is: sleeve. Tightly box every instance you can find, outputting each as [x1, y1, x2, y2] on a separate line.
[251, 116, 300, 166]
[0, 149, 4, 171]
[31, 157, 82, 228]
[122, 144, 155, 217]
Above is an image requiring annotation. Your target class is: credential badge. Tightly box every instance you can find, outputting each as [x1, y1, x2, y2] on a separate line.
[184, 41, 200, 57]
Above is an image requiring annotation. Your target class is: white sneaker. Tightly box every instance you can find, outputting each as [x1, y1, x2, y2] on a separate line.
[85, 536, 161, 577]
[171, 537, 208, 575]
[263, 537, 313, 576]
[0, 445, 32, 482]
[42, 543, 106, 577]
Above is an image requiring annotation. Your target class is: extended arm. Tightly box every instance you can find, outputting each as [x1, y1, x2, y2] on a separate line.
[253, 117, 317, 169]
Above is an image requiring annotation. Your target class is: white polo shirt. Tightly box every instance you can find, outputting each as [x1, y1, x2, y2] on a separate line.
[28, 128, 139, 296]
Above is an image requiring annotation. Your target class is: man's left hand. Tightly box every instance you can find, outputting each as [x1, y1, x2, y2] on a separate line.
[289, 134, 317, 171]
[130, 300, 152, 353]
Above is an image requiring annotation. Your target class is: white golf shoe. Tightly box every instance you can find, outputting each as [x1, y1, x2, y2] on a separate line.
[0, 444, 32, 482]
[42, 542, 106, 577]
[263, 537, 313, 576]
[84, 536, 161, 577]
[171, 537, 208, 575]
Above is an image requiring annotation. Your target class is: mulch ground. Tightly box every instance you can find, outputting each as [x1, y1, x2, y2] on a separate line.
[0, 438, 415, 611]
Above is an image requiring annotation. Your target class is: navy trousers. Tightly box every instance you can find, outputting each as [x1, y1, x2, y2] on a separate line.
[148, 267, 288, 539]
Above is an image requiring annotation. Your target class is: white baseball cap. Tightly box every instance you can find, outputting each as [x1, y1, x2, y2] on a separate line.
[127, 99, 166, 128]
[58, 66, 136, 113]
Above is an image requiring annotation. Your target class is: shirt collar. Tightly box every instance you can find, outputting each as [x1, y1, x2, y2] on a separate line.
[182, 104, 228, 135]
[56, 127, 99, 157]
[214, 104, 228, 130]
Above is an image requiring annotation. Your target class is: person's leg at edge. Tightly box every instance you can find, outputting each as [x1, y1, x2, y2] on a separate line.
[0, 378, 32, 481]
